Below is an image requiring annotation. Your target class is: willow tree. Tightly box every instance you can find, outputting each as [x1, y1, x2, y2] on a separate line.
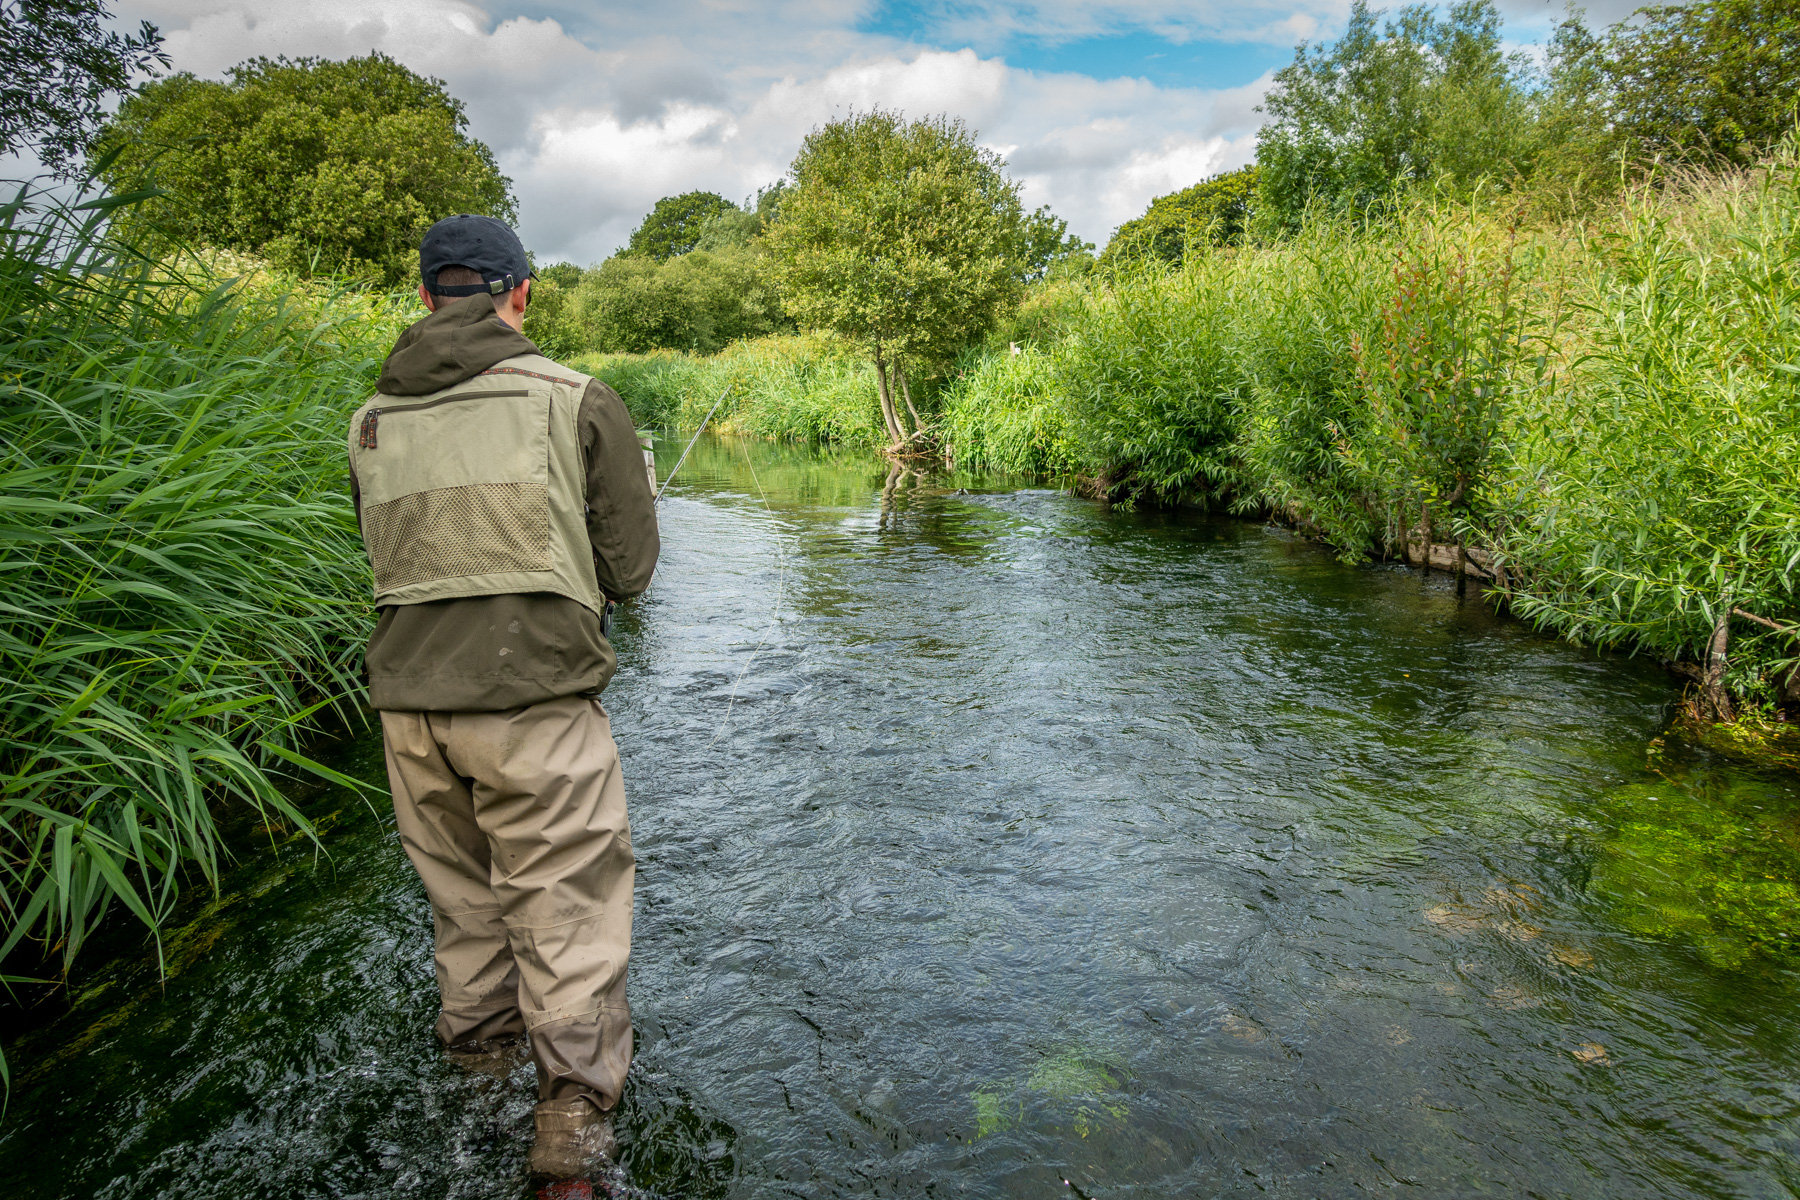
[766, 109, 1024, 452]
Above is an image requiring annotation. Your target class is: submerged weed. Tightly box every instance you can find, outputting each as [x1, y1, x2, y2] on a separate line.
[1592, 768, 1800, 969]
[969, 1049, 1131, 1141]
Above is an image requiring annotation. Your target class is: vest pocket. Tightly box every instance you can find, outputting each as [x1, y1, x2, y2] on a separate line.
[363, 480, 552, 590]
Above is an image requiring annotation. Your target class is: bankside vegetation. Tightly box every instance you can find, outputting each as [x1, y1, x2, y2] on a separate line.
[0, 186, 396, 1020]
[950, 159, 1800, 715]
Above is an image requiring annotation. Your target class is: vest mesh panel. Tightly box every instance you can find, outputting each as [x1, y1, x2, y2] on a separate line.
[364, 482, 552, 591]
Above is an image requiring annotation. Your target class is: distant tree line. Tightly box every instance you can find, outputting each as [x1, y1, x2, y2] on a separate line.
[528, 148, 1092, 369]
[1105, 0, 1800, 264]
[16, 0, 1791, 447]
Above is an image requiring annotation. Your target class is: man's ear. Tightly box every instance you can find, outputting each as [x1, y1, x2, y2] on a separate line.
[512, 278, 531, 311]
[418, 285, 438, 311]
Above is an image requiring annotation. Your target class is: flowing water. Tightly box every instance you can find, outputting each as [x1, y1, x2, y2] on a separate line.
[5, 435, 1800, 1199]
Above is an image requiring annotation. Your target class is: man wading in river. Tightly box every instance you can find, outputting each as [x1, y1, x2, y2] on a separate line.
[347, 215, 658, 1185]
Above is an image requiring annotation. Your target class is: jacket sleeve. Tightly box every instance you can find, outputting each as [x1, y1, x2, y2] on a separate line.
[579, 380, 660, 600]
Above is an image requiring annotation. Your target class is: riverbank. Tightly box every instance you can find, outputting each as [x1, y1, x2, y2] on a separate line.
[0, 191, 403, 988]
[589, 151, 1800, 730]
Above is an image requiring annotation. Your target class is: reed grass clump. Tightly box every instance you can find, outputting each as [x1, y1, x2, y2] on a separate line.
[939, 346, 1079, 475]
[574, 333, 885, 446]
[0, 184, 405, 981]
[1492, 169, 1800, 704]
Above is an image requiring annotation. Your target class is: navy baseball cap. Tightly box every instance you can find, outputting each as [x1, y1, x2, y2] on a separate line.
[419, 214, 534, 296]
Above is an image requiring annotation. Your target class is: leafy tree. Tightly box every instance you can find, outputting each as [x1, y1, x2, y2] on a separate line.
[694, 182, 788, 252]
[1017, 204, 1095, 281]
[536, 260, 584, 289]
[92, 53, 514, 285]
[1255, 0, 1535, 230]
[0, 0, 166, 175]
[766, 109, 1025, 451]
[569, 245, 786, 354]
[1593, 0, 1799, 167]
[1101, 166, 1257, 267]
[625, 191, 737, 262]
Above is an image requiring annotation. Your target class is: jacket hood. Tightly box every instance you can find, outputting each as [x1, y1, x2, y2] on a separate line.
[376, 294, 540, 396]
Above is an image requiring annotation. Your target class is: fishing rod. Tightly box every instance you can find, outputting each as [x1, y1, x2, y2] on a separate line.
[654, 386, 731, 505]
[604, 387, 731, 639]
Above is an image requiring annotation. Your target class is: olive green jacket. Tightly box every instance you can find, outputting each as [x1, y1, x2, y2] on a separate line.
[348, 295, 659, 711]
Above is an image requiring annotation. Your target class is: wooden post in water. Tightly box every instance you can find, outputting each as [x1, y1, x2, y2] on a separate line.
[638, 430, 656, 496]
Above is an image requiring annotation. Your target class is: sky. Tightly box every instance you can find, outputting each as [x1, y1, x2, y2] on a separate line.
[99, 0, 1641, 265]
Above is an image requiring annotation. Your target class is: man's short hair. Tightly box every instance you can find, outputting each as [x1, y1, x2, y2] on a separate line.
[430, 265, 485, 294]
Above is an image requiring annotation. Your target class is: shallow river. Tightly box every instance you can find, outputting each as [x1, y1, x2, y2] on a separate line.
[5, 436, 1800, 1199]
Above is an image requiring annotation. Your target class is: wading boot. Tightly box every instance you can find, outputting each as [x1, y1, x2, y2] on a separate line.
[529, 1096, 616, 1185]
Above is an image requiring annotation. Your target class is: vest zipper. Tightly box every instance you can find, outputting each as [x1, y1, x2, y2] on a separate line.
[370, 388, 532, 418]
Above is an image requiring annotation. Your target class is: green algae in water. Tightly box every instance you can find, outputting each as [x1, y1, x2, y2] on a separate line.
[1593, 763, 1800, 970]
[971, 1050, 1131, 1140]
[971, 1086, 1019, 1139]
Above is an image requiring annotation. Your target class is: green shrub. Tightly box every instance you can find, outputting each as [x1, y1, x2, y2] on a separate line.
[566, 245, 786, 355]
[1054, 256, 1250, 500]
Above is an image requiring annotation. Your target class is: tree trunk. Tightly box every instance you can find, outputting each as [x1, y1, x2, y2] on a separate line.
[872, 350, 904, 449]
[889, 361, 915, 440]
[897, 363, 925, 439]
[1417, 503, 1433, 571]
[1456, 537, 1468, 597]
[1701, 601, 1734, 723]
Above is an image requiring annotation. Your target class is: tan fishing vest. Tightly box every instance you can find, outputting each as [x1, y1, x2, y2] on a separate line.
[347, 353, 603, 615]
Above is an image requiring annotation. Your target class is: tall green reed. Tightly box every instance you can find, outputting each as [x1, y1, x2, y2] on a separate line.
[939, 346, 1081, 475]
[0, 181, 403, 1001]
[1492, 164, 1800, 703]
